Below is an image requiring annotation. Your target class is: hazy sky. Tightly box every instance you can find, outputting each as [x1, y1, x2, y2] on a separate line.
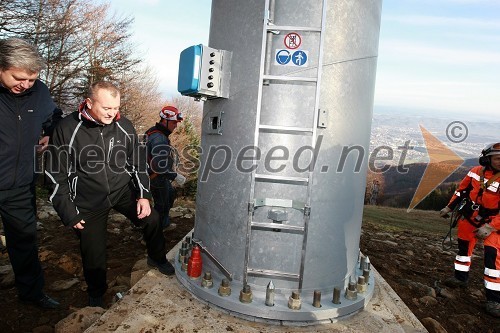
[105, 0, 500, 118]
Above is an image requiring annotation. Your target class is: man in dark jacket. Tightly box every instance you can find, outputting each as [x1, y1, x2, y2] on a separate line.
[45, 81, 174, 308]
[145, 105, 186, 231]
[0, 38, 60, 309]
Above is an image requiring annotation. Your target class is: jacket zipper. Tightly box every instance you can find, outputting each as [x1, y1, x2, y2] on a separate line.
[12, 98, 22, 188]
[99, 128, 112, 198]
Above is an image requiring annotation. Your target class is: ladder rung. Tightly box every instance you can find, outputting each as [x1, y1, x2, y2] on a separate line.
[263, 75, 317, 83]
[247, 268, 300, 281]
[267, 25, 322, 32]
[254, 198, 305, 210]
[255, 174, 309, 185]
[259, 124, 313, 135]
[251, 221, 305, 233]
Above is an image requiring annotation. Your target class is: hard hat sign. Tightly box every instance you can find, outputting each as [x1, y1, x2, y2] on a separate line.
[275, 49, 291, 65]
[284, 32, 301, 49]
[275, 49, 309, 67]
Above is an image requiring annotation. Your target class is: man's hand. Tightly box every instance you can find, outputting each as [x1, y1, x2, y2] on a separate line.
[174, 173, 186, 186]
[439, 206, 451, 218]
[474, 223, 496, 240]
[37, 136, 50, 153]
[73, 220, 85, 229]
[137, 198, 151, 219]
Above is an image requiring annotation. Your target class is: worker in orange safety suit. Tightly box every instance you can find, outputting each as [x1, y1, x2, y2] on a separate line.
[440, 143, 500, 317]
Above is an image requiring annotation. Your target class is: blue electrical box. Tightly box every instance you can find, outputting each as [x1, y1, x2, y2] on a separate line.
[178, 44, 202, 95]
[177, 44, 231, 99]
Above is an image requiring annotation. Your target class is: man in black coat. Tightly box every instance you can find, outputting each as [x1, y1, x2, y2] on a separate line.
[45, 81, 174, 308]
[0, 38, 60, 309]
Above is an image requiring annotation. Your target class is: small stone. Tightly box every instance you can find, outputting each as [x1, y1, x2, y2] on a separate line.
[419, 295, 438, 306]
[421, 317, 447, 333]
[0, 270, 15, 288]
[49, 278, 80, 291]
[438, 288, 456, 300]
[169, 211, 183, 218]
[130, 270, 147, 287]
[37, 212, 50, 220]
[0, 265, 12, 275]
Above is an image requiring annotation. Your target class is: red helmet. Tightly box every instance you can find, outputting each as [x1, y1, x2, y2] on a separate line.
[159, 105, 183, 122]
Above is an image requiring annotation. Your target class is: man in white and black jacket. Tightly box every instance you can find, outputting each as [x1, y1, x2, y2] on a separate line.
[45, 81, 174, 308]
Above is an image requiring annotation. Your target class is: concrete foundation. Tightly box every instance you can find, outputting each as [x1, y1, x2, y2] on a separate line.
[85, 234, 428, 333]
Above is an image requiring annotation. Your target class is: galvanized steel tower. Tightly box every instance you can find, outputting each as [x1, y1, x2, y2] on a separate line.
[176, 0, 383, 323]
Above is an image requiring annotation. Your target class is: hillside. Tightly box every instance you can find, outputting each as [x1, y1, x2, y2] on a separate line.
[360, 205, 499, 333]
[1, 201, 498, 332]
[375, 158, 478, 208]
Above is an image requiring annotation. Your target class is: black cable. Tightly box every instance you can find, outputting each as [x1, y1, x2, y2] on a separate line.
[441, 208, 461, 251]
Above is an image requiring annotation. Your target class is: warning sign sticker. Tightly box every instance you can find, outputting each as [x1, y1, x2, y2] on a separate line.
[284, 32, 301, 49]
[274, 49, 309, 67]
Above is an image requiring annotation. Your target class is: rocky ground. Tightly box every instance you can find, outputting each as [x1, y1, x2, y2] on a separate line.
[0, 200, 498, 332]
[360, 219, 499, 333]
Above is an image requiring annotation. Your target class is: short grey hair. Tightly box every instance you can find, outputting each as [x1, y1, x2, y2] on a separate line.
[0, 38, 46, 74]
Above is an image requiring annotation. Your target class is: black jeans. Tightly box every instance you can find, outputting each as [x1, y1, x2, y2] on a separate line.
[76, 184, 166, 298]
[150, 176, 176, 228]
[0, 185, 44, 300]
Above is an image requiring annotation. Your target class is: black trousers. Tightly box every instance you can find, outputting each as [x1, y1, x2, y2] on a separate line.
[0, 185, 44, 301]
[76, 184, 166, 298]
[150, 176, 176, 228]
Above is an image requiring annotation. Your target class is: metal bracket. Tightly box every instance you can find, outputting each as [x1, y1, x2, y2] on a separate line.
[318, 108, 327, 128]
[248, 201, 255, 213]
[192, 239, 233, 281]
[206, 110, 224, 135]
[304, 206, 311, 217]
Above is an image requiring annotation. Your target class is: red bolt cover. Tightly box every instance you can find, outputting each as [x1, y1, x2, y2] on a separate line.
[187, 245, 203, 279]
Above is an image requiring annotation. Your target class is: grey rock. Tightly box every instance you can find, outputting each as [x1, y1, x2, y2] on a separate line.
[0, 264, 12, 275]
[170, 211, 183, 218]
[37, 212, 50, 220]
[438, 288, 456, 300]
[419, 295, 438, 306]
[49, 278, 80, 291]
[108, 227, 121, 235]
[0, 270, 15, 288]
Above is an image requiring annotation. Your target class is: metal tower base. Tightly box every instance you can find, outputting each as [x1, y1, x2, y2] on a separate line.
[175, 259, 375, 324]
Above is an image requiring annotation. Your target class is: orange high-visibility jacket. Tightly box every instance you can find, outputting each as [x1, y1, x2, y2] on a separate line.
[448, 165, 500, 216]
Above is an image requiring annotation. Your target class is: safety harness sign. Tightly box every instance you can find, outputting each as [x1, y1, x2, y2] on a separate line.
[275, 49, 309, 67]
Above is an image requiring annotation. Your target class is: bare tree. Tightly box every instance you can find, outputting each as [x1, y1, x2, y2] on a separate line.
[0, 0, 142, 112]
[118, 65, 163, 132]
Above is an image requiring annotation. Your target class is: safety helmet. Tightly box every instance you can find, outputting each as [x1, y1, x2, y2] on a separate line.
[479, 142, 500, 166]
[159, 105, 183, 122]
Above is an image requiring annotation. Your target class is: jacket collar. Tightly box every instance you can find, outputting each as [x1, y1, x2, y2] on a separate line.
[153, 122, 172, 136]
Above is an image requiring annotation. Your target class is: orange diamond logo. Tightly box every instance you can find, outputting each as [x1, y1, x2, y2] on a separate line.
[407, 125, 464, 211]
